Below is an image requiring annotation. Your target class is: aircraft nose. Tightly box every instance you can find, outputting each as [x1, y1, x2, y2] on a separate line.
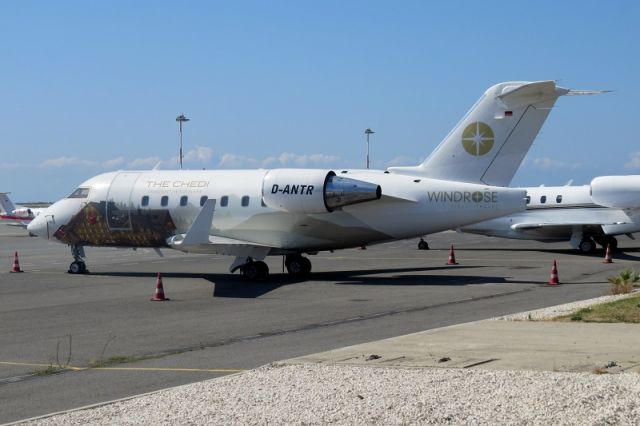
[27, 214, 47, 238]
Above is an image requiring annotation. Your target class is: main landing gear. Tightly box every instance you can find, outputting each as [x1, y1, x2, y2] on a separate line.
[577, 236, 618, 254]
[236, 254, 313, 281]
[241, 259, 269, 281]
[285, 254, 312, 277]
[68, 245, 88, 274]
[418, 238, 429, 250]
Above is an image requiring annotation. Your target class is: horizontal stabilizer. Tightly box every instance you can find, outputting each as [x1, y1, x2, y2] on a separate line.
[565, 89, 611, 96]
[497, 80, 561, 108]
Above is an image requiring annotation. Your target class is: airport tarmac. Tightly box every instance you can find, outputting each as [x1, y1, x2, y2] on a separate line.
[1, 226, 638, 423]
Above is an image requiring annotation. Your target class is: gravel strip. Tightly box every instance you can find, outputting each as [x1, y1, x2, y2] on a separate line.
[24, 363, 640, 425]
[493, 291, 639, 321]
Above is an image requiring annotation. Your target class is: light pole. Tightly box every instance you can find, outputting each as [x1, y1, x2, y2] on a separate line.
[176, 114, 190, 169]
[364, 128, 374, 169]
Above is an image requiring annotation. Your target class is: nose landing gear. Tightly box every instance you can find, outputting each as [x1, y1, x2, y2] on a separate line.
[68, 245, 88, 274]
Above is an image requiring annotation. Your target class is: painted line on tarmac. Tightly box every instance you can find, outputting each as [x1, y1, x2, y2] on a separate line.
[0, 361, 84, 371]
[0, 361, 243, 374]
[91, 367, 244, 373]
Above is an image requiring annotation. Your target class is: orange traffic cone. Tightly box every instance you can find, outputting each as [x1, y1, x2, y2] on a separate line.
[10, 251, 23, 273]
[446, 245, 459, 265]
[548, 260, 559, 285]
[150, 273, 170, 301]
[603, 244, 613, 264]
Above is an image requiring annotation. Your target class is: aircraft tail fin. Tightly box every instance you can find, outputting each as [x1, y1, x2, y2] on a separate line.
[388, 81, 604, 186]
[0, 192, 16, 214]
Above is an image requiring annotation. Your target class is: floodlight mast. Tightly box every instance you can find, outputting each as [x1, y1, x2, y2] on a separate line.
[176, 114, 190, 169]
[364, 128, 374, 169]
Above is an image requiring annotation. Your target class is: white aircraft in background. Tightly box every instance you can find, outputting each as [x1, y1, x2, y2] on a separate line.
[0, 193, 45, 228]
[28, 80, 602, 278]
[460, 176, 640, 253]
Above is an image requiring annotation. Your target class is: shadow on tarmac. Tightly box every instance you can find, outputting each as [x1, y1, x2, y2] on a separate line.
[89, 265, 510, 298]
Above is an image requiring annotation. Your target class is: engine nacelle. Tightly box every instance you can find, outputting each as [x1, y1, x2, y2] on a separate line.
[262, 169, 381, 214]
[12, 207, 34, 219]
[591, 176, 640, 208]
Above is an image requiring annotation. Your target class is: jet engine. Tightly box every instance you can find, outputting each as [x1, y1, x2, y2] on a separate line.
[591, 176, 640, 209]
[262, 169, 382, 214]
[11, 207, 34, 219]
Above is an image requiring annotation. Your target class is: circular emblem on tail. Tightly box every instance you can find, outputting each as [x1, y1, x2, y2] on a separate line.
[461, 122, 494, 156]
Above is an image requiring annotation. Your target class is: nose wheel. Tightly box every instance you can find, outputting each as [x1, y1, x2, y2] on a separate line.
[68, 245, 89, 274]
[69, 261, 87, 274]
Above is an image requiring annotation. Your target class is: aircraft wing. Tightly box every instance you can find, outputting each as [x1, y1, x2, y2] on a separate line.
[178, 235, 273, 256]
[166, 199, 274, 259]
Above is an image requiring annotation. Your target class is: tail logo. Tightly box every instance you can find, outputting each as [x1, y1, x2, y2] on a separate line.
[461, 122, 494, 156]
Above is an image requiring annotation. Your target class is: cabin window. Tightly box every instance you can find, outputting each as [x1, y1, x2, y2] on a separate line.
[68, 187, 90, 198]
[241, 196, 250, 207]
[525, 196, 530, 205]
[141, 196, 149, 207]
[200, 196, 208, 206]
[180, 196, 188, 207]
[161, 196, 169, 207]
[556, 195, 563, 203]
[220, 196, 229, 207]
[540, 195, 547, 204]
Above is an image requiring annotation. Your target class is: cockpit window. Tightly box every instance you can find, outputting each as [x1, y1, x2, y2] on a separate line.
[68, 187, 90, 198]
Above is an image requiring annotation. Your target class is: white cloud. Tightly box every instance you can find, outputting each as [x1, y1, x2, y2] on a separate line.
[219, 152, 343, 169]
[40, 157, 97, 168]
[386, 156, 416, 167]
[262, 152, 342, 167]
[625, 152, 640, 169]
[218, 153, 261, 168]
[129, 156, 162, 169]
[101, 156, 125, 168]
[531, 157, 581, 170]
[183, 146, 213, 163]
[168, 146, 214, 166]
[0, 162, 24, 170]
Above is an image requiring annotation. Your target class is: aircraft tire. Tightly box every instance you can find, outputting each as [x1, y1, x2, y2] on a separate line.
[243, 261, 269, 281]
[578, 239, 596, 254]
[418, 239, 429, 250]
[286, 255, 311, 276]
[68, 261, 85, 274]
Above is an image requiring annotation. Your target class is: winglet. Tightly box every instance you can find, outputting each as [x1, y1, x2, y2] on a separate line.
[168, 199, 216, 247]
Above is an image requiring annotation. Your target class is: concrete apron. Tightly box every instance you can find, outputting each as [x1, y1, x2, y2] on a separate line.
[284, 320, 640, 374]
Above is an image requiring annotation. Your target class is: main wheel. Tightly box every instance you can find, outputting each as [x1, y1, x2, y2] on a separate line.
[418, 239, 429, 250]
[578, 239, 596, 254]
[242, 261, 269, 280]
[286, 255, 312, 276]
[255, 261, 269, 280]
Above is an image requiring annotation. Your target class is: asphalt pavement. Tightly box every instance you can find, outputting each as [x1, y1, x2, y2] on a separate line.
[1, 226, 638, 423]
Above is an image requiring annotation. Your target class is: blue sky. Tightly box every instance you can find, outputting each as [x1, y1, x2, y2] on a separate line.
[1, 1, 639, 201]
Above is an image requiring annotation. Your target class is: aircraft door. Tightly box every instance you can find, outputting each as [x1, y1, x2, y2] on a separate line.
[106, 172, 142, 231]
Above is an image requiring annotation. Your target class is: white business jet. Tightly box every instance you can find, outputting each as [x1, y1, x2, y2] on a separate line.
[0, 192, 44, 228]
[460, 176, 640, 253]
[28, 81, 598, 278]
